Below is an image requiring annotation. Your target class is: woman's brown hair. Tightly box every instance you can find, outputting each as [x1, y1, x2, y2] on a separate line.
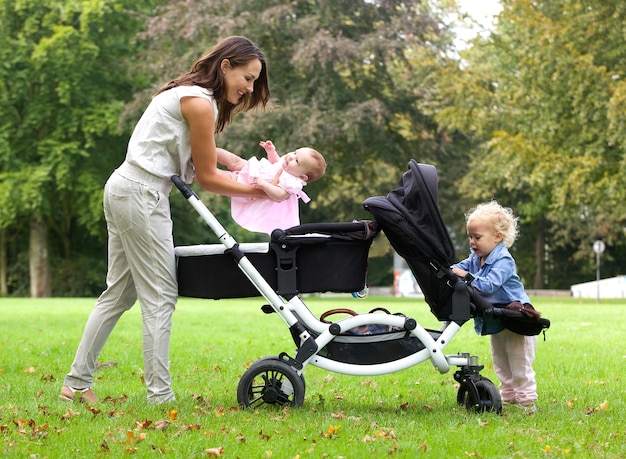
[155, 36, 270, 133]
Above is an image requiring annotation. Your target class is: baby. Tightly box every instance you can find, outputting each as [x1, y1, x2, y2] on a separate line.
[217, 140, 326, 234]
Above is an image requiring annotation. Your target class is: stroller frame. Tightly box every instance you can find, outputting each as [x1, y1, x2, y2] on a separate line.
[172, 170, 503, 413]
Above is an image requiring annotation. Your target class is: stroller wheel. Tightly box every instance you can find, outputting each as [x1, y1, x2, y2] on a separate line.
[457, 377, 502, 414]
[237, 357, 305, 409]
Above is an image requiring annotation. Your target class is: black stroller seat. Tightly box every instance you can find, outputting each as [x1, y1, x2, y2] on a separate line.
[363, 160, 550, 335]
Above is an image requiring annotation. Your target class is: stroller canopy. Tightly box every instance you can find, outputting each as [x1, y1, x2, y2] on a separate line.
[363, 160, 460, 321]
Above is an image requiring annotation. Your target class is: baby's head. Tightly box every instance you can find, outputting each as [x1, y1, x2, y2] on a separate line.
[283, 147, 327, 182]
[466, 201, 519, 248]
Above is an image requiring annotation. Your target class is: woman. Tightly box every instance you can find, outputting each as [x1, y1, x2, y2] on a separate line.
[60, 36, 271, 404]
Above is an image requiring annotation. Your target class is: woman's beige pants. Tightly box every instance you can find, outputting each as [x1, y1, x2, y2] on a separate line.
[64, 166, 177, 403]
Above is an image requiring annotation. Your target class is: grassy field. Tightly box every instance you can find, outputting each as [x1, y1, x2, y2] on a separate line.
[0, 295, 624, 458]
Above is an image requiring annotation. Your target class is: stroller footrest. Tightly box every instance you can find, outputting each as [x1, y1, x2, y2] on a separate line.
[261, 304, 275, 314]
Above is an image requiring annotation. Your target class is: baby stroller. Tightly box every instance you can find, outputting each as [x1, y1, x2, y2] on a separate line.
[172, 160, 549, 414]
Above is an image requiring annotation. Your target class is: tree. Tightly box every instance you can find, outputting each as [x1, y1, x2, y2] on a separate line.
[0, 0, 159, 296]
[133, 0, 460, 228]
[431, 0, 626, 288]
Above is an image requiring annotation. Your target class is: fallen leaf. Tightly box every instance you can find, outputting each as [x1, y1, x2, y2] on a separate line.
[155, 420, 170, 431]
[86, 406, 101, 416]
[205, 446, 224, 457]
[135, 419, 152, 430]
[96, 360, 117, 370]
[326, 424, 341, 438]
[182, 424, 203, 431]
[124, 431, 135, 445]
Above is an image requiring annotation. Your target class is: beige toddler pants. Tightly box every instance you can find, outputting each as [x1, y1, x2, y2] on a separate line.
[490, 328, 537, 405]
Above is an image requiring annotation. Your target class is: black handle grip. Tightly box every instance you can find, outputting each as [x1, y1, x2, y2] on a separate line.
[170, 175, 197, 199]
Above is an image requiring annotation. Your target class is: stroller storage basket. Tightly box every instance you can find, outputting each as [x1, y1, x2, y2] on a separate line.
[176, 221, 377, 299]
[318, 330, 441, 365]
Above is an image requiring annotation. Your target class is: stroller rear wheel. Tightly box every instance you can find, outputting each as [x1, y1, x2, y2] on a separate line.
[457, 377, 502, 414]
[237, 357, 305, 409]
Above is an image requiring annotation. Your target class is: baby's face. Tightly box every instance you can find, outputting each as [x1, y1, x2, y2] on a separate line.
[282, 148, 316, 181]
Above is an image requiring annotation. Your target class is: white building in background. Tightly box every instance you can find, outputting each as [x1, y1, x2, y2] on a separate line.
[393, 253, 423, 297]
[570, 276, 626, 299]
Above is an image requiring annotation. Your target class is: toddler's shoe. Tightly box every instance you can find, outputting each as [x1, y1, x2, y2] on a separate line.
[59, 386, 98, 405]
[517, 401, 537, 414]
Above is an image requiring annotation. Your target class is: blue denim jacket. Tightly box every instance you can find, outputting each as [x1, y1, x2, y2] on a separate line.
[454, 242, 530, 335]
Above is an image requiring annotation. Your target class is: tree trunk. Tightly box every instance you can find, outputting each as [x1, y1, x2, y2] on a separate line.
[0, 229, 7, 295]
[30, 218, 51, 297]
[533, 219, 545, 289]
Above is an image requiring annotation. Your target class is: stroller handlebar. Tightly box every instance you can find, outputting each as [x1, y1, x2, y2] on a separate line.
[170, 175, 197, 200]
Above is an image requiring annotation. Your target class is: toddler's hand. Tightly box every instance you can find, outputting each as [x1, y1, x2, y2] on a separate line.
[451, 267, 466, 277]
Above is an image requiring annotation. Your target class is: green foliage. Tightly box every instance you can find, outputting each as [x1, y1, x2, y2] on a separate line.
[0, 0, 165, 294]
[134, 0, 458, 227]
[3, 0, 625, 295]
[431, 0, 626, 287]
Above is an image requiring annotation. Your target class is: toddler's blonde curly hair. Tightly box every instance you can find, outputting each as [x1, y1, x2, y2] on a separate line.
[466, 201, 519, 248]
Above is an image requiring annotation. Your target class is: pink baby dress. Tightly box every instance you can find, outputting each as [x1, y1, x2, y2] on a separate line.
[231, 157, 310, 235]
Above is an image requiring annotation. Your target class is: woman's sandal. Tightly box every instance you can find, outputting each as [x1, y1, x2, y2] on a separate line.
[59, 386, 98, 404]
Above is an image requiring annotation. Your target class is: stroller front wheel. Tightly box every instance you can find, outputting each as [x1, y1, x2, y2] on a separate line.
[457, 377, 502, 414]
[237, 357, 306, 409]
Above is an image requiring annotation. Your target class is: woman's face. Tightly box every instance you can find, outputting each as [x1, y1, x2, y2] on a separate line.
[222, 58, 262, 105]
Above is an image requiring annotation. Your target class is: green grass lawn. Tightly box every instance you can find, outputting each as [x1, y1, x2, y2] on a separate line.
[0, 295, 624, 458]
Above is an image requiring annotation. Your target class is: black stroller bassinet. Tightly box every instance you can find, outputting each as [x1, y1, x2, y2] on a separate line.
[176, 220, 377, 300]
